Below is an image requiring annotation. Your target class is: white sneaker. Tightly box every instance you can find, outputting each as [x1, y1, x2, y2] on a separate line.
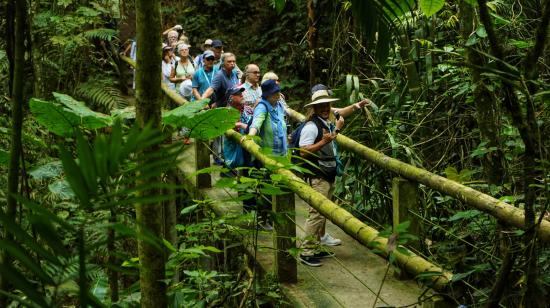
[321, 233, 342, 246]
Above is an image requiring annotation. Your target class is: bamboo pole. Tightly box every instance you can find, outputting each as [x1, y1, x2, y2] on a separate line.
[226, 130, 452, 290]
[284, 108, 550, 243]
[120, 55, 188, 106]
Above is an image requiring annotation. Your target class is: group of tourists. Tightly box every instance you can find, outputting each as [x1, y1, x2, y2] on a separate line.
[159, 25, 373, 267]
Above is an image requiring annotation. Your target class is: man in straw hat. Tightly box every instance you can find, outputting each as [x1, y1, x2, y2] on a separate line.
[298, 86, 371, 267]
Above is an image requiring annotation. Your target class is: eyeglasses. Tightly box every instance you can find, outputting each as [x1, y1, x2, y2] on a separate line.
[249, 71, 260, 75]
[205, 57, 215, 61]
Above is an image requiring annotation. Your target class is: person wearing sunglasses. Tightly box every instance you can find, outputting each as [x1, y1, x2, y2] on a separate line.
[192, 50, 218, 100]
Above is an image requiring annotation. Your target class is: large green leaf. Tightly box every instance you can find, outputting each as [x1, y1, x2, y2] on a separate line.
[30, 95, 112, 137]
[52, 92, 113, 128]
[184, 108, 240, 140]
[419, 0, 444, 17]
[162, 99, 209, 128]
[48, 179, 76, 200]
[29, 161, 64, 180]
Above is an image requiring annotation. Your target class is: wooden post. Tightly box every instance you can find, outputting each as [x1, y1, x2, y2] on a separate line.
[195, 140, 211, 188]
[392, 177, 420, 249]
[272, 192, 297, 283]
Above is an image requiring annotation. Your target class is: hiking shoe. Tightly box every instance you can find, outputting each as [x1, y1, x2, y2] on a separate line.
[299, 255, 322, 267]
[313, 250, 335, 258]
[321, 233, 342, 246]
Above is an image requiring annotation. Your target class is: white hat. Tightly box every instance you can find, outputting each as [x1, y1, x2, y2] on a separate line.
[203, 39, 213, 46]
[179, 79, 193, 98]
[304, 89, 339, 107]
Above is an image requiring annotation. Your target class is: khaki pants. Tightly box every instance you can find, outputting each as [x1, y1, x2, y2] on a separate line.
[302, 178, 334, 256]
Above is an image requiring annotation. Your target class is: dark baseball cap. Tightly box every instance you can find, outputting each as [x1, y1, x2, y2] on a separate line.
[211, 39, 223, 48]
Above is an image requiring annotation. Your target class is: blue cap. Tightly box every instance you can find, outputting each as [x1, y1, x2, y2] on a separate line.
[203, 50, 215, 59]
[261, 79, 281, 99]
[311, 84, 333, 96]
[225, 85, 244, 105]
[211, 39, 223, 48]
[226, 85, 245, 97]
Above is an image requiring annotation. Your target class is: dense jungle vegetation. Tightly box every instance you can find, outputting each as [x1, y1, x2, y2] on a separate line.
[1, 0, 549, 307]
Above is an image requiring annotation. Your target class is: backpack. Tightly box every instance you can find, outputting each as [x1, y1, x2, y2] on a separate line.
[289, 116, 332, 179]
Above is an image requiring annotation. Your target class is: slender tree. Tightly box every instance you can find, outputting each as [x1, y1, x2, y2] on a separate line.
[134, 0, 166, 306]
[1, 0, 27, 304]
[458, 2, 510, 305]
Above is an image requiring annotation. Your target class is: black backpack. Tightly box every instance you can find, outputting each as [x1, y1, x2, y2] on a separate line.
[288, 117, 329, 179]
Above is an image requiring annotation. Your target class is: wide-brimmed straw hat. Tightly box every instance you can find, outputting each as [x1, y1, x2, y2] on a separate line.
[304, 89, 339, 107]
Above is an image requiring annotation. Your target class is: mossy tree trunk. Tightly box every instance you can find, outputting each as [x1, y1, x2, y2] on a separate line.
[1, 0, 26, 305]
[458, 3, 510, 305]
[307, 0, 318, 88]
[134, 0, 166, 307]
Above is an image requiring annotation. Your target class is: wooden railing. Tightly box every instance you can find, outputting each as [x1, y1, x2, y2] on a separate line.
[121, 55, 550, 292]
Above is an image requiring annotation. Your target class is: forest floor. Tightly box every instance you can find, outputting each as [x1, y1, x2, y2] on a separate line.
[178, 140, 428, 307]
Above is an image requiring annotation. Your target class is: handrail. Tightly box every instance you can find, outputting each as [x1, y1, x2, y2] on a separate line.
[227, 130, 452, 290]
[120, 55, 453, 287]
[285, 107, 550, 243]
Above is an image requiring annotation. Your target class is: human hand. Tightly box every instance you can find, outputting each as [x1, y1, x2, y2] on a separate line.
[321, 129, 336, 144]
[335, 115, 345, 130]
[236, 122, 247, 129]
[356, 99, 372, 109]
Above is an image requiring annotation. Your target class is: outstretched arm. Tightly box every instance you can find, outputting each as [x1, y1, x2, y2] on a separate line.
[332, 98, 372, 118]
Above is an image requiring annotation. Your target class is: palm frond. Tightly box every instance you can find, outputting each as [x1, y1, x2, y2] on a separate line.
[83, 28, 118, 42]
[75, 79, 128, 112]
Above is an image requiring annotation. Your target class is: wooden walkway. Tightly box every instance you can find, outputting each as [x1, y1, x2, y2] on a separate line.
[177, 141, 431, 307]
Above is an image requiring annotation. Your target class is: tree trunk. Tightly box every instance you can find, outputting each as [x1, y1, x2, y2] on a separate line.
[458, 4, 512, 304]
[398, 33, 422, 98]
[134, 0, 166, 307]
[107, 210, 119, 302]
[1, 0, 26, 304]
[459, 1, 504, 185]
[5, 0, 15, 96]
[307, 0, 318, 88]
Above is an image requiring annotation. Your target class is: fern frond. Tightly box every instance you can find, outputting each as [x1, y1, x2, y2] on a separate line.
[83, 28, 118, 42]
[75, 79, 128, 112]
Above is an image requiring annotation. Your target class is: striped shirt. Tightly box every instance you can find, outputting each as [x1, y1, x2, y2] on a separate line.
[242, 82, 262, 112]
[250, 99, 288, 156]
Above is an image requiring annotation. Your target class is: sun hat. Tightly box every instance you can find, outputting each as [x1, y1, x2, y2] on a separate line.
[261, 79, 281, 99]
[203, 39, 213, 46]
[304, 89, 339, 107]
[179, 79, 193, 98]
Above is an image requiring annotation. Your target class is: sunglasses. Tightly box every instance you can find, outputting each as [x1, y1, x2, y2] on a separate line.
[205, 57, 215, 61]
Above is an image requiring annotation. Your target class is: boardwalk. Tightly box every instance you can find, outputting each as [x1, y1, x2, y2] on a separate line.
[178, 141, 430, 307]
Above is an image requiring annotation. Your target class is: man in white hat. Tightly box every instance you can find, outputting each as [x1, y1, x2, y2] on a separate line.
[298, 88, 371, 267]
